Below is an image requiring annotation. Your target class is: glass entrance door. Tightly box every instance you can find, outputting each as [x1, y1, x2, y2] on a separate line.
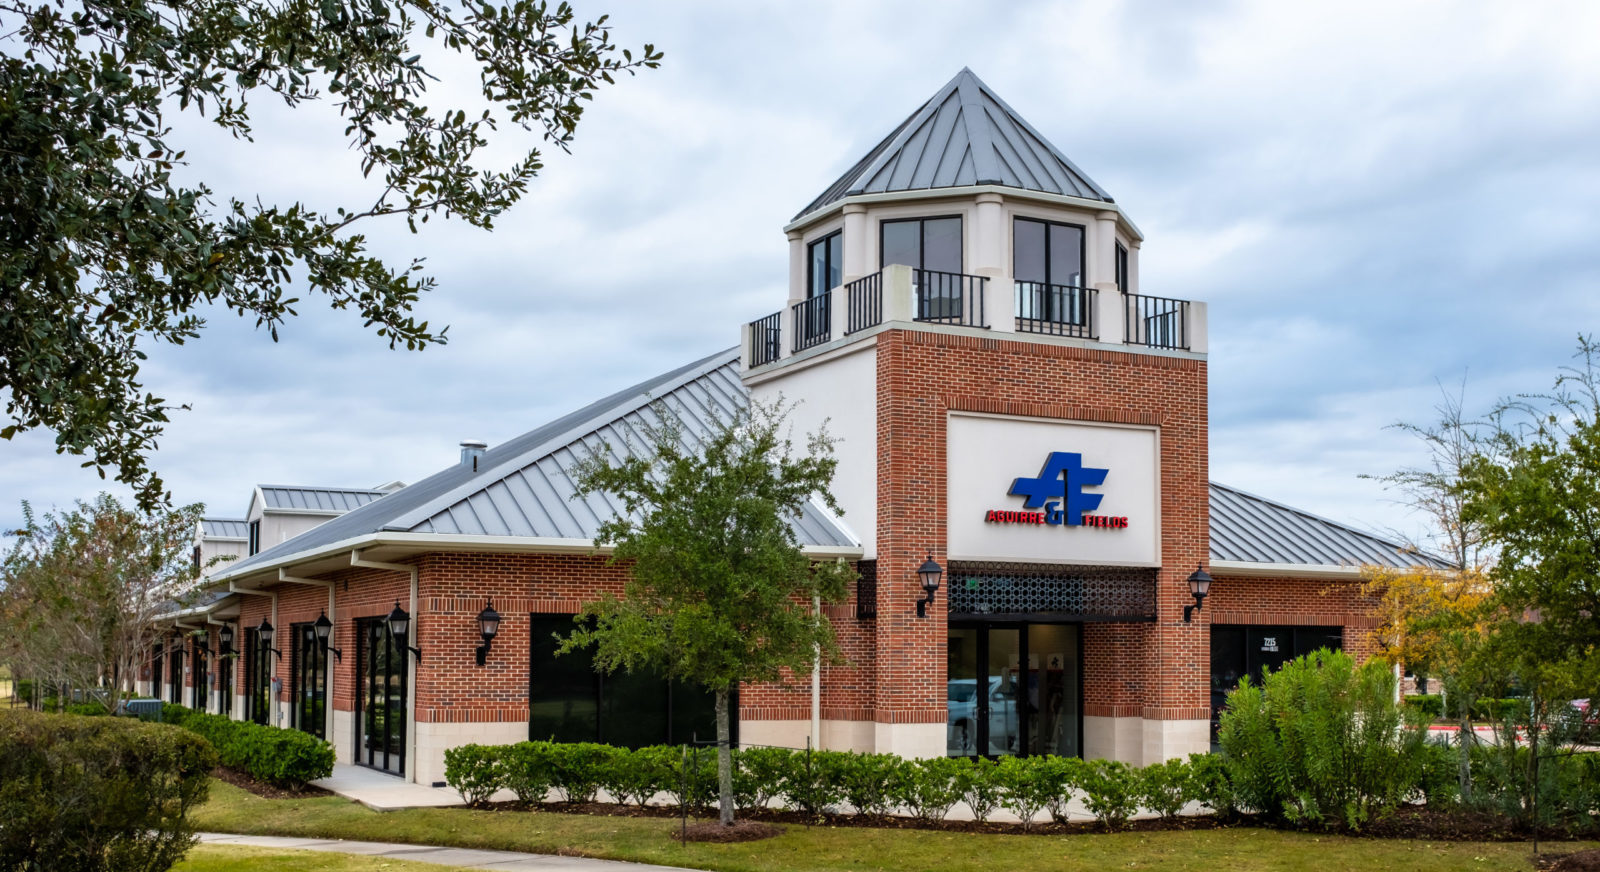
[356, 617, 407, 775]
[947, 622, 1080, 758]
[291, 623, 328, 739]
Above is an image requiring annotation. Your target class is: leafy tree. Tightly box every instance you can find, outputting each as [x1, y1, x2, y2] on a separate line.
[0, 493, 207, 712]
[0, 0, 660, 508]
[564, 399, 855, 826]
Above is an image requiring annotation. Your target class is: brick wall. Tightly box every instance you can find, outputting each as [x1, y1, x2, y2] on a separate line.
[873, 329, 1210, 723]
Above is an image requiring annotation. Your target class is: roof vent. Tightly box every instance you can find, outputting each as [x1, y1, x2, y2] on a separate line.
[459, 439, 488, 472]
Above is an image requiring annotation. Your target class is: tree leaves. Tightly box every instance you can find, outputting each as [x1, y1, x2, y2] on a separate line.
[0, 0, 661, 509]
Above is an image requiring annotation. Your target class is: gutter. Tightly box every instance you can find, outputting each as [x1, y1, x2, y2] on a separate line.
[1208, 560, 1368, 580]
[350, 549, 419, 785]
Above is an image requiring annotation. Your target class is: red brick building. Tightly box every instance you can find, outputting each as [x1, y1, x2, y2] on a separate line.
[163, 69, 1443, 785]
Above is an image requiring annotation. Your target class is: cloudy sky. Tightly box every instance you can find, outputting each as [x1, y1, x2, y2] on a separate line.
[5, 0, 1600, 554]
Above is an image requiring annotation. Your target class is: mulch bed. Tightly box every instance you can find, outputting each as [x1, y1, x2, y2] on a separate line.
[474, 799, 1594, 843]
[212, 766, 330, 800]
[1538, 848, 1600, 872]
[675, 821, 783, 843]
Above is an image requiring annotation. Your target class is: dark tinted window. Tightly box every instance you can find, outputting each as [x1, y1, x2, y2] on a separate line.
[881, 217, 962, 273]
[1013, 217, 1084, 288]
[807, 231, 842, 299]
[529, 615, 598, 743]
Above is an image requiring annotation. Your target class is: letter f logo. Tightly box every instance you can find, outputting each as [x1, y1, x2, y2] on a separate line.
[1009, 452, 1107, 526]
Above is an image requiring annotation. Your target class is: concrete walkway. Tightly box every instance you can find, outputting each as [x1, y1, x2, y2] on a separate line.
[312, 763, 468, 811]
[199, 833, 696, 871]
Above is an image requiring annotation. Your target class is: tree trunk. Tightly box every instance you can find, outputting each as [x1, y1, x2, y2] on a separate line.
[1456, 698, 1474, 803]
[715, 685, 734, 826]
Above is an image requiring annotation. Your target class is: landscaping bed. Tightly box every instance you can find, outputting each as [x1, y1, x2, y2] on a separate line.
[210, 764, 331, 800]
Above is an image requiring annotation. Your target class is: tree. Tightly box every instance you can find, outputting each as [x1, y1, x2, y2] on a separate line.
[0, 493, 207, 712]
[0, 0, 660, 509]
[563, 399, 855, 826]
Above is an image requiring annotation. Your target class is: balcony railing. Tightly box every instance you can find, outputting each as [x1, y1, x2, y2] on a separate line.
[1014, 282, 1096, 339]
[791, 294, 831, 352]
[846, 271, 882, 334]
[914, 269, 986, 327]
[748, 311, 781, 367]
[1124, 293, 1189, 350]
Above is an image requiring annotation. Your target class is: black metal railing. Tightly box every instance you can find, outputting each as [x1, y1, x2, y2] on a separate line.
[1124, 292, 1189, 350]
[748, 311, 781, 367]
[913, 269, 986, 327]
[1014, 282, 1096, 339]
[845, 271, 882, 334]
[791, 294, 831, 352]
[855, 561, 877, 620]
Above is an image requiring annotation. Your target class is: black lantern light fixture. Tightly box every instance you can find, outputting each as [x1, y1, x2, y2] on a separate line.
[190, 630, 216, 657]
[386, 602, 423, 662]
[256, 617, 283, 659]
[1183, 564, 1213, 623]
[218, 622, 235, 656]
[313, 610, 342, 662]
[474, 601, 502, 666]
[916, 553, 944, 618]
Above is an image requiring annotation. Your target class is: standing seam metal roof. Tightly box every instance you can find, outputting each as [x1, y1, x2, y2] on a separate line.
[258, 486, 389, 513]
[795, 68, 1112, 221]
[217, 348, 858, 578]
[216, 348, 1441, 579]
[200, 518, 249, 539]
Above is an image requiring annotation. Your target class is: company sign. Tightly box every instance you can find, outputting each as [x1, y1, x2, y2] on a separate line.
[984, 451, 1130, 529]
[947, 415, 1159, 565]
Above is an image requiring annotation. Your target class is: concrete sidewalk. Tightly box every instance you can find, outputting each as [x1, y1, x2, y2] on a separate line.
[199, 833, 696, 871]
[312, 763, 468, 811]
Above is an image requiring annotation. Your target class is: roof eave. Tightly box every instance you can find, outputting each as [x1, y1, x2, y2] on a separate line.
[784, 185, 1141, 242]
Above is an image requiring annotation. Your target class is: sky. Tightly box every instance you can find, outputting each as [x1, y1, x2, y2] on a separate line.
[4, 0, 1600, 556]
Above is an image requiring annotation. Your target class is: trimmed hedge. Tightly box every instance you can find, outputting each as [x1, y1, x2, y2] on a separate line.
[159, 703, 333, 788]
[1403, 694, 1444, 721]
[442, 740, 1215, 828]
[0, 708, 215, 871]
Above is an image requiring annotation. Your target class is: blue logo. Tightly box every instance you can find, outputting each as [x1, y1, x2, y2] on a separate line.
[1008, 452, 1107, 526]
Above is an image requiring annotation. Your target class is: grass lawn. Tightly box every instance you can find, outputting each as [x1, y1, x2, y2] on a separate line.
[192, 780, 1595, 872]
[177, 844, 461, 871]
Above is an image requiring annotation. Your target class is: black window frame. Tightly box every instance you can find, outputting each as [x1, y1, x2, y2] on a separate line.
[167, 637, 183, 704]
[247, 520, 261, 556]
[1115, 241, 1129, 291]
[806, 230, 843, 300]
[527, 613, 733, 748]
[1210, 624, 1345, 745]
[191, 636, 208, 711]
[879, 215, 964, 273]
[290, 621, 329, 739]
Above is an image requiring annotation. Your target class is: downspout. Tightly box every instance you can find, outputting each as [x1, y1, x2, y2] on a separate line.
[351, 550, 419, 784]
[229, 581, 279, 725]
[279, 569, 338, 743]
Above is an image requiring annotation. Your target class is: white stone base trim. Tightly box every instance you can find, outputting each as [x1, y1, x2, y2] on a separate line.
[412, 721, 527, 788]
[1141, 718, 1210, 764]
[736, 719, 877, 753]
[1083, 715, 1144, 764]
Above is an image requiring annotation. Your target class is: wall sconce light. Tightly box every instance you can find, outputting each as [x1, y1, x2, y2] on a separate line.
[386, 602, 423, 662]
[313, 611, 342, 662]
[218, 622, 235, 657]
[1184, 565, 1213, 623]
[916, 553, 944, 618]
[255, 618, 283, 660]
[475, 601, 501, 666]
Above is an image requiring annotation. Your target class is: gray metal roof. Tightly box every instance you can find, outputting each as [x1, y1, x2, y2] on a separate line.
[258, 485, 389, 513]
[200, 518, 248, 540]
[218, 348, 859, 578]
[795, 68, 1113, 221]
[1209, 482, 1451, 570]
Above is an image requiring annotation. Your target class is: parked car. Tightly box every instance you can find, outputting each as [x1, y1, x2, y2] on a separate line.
[946, 677, 1019, 756]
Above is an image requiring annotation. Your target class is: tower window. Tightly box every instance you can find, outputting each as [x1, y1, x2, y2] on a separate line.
[881, 217, 962, 274]
[807, 231, 842, 299]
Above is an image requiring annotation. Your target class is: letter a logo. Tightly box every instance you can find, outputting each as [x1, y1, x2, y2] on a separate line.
[1008, 452, 1107, 526]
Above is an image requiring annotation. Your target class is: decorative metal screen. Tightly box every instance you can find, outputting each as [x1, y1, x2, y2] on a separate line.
[855, 561, 877, 620]
[947, 562, 1156, 621]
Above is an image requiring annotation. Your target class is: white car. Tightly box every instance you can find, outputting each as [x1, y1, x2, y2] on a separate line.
[946, 677, 1020, 756]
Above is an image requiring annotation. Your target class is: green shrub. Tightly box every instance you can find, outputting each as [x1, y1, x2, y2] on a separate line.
[994, 756, 1055, 829]
[545, 742, 620, 803]
[1469, 743, 1600, 832]
[665, 747, 719, 811]
[1472, 697, 1525, 723]
[1035, 755, 1086, 824]
[500, 742, 555, 804]
[1415, 741, 1461, 808]
[779, 749, 850, 815]
[443, 744, 504, 806]
[961, 756, 1003, 823]
[1403, 694, 1445, 721]
[1138, 757, 1194, 819]
[838, 752, 908, 818]
[14, 679, 35, 703]
[0, 708, 215, 872]
[733, 746, 792, 811]
[895, 756, 970, 823]
[1080, 759, 1140, 829]
[605, 746, 672, 807]
[64, 702, 110, 717]
[1186, 752, 1237, 817]
[160, 703, 333, 788]
[1217, 650, 1427, 829]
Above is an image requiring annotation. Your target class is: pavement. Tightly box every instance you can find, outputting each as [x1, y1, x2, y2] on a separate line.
[312, 763, 472, 811]
[198, 833, 696, 871]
